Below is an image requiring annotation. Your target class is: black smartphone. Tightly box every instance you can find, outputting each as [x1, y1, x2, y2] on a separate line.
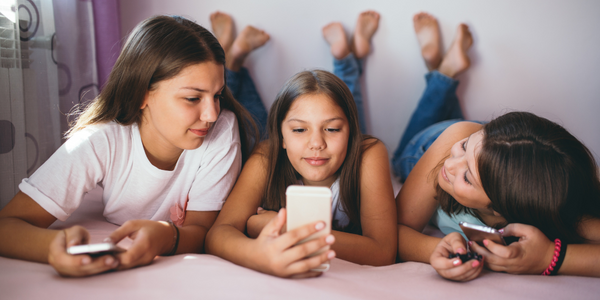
[459, 221, 506, 246]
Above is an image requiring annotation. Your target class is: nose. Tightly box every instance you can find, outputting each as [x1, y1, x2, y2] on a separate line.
[200, 97, 219, 123]
[309, 131, 326, 151]
[445, 155, 465, 178]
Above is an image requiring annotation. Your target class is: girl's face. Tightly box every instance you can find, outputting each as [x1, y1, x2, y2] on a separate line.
[438, 130, 492, 209]
[281, 93, 350, 187]
[140, 62, 223, 155]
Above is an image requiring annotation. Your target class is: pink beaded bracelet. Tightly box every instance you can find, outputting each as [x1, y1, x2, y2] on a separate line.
[541, 238, 566, 276]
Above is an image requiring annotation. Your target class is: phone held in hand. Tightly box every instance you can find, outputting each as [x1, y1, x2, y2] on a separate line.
[67, 242, 123, 257]
[459, 221, 507, 246]
[286, 185, 332, 272]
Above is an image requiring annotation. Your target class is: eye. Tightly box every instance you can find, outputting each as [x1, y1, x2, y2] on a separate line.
[326, 128, 340, 133]
[292, 128, 305, 133]
[464, 172, 472, 185]
[461, 140, 467, 151]
[185, 97, 200, 102]
[214, 94, 222, 101]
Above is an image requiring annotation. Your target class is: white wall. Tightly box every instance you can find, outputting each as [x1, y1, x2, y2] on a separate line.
[120, 0, 600, 163]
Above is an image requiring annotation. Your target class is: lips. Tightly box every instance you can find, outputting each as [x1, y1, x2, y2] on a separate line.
[304, 157, 329, 166]
[441, 165, 450, 183]
[189, 128, 210, 137]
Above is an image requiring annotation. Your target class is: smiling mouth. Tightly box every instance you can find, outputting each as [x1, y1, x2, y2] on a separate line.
[441, 166, 450, 183]
[304, 157, 329, 166]
[189, 128, 210, 137]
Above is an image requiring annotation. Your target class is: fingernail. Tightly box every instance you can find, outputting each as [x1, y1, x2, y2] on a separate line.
[112, 260, 119, 268]
[472, 260, 480, 268]
[103, 237, 112, 243]
[453, 259, 461, 266]
[257, 207, 264, 213]
[105, 257, 114, 266]
[483, 240, 489, 246]
[326, 235, 335, 244]
[82, 257, 91, 265]
[315, 222, 325, 230]
[327, 251, 336, 259]
[498, 228, 504, 234]
[457, 248, 465, 254]
[468, 241, 473, 247]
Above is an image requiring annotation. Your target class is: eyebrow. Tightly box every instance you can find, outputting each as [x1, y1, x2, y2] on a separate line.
[180, 85, 225, 93]
[286, 117, 344, 124]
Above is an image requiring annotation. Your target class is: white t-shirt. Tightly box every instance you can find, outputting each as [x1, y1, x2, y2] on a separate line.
[19, 110, 241, 225]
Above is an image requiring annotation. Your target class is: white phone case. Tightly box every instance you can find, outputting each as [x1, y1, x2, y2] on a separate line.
[286, 185, 332, 272]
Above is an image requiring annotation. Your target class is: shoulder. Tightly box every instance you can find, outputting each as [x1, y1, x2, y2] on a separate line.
[65, 122, 132, 150]
[360, 138, 387, 162]
[437, 121, 483, 144]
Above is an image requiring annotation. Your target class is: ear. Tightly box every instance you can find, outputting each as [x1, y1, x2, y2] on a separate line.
[140, 91, 150, 110]
[282, 138, 286, 149]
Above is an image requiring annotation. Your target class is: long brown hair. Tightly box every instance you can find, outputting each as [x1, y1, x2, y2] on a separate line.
[438, 112, 600, 243]
[67, 15, 258, 162]
[261, 70, 376, 234]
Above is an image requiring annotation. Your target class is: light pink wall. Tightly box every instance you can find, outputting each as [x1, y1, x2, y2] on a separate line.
[120, 0, 600, 163]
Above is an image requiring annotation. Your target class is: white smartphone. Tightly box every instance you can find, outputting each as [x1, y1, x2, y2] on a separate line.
[67, 242, 123, 257]
[286, 185, 332, 272]
[459, 221, 506, 246]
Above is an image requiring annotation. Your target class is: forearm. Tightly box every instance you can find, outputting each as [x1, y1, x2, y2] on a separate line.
[557, 244, 600, 277]
[331, 230, 396, 266]
[397, 224, 440, 263]
[172, 224, 211, 255]
[205, 224, 259, 268]
[0, 217, 59, 263]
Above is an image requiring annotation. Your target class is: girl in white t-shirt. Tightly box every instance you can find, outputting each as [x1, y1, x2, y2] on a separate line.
[205, 12, 397, 278]
[0, 15, 257, 277]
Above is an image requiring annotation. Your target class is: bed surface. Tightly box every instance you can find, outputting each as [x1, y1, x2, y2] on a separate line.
[1, 188, 598, 300]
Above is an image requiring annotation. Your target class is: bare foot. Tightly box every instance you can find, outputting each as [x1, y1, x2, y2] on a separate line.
[210, 11, 235, 54]
[228, 26, 270, 72]
[322, 22, 350, 60]
[438, 24, 473, 78]
[413, 12, 442, 71]
[352, 10, 380, 59]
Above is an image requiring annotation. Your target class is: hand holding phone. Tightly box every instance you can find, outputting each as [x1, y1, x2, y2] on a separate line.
[286, 185, 332, 272]
[459, 221, 506, 247]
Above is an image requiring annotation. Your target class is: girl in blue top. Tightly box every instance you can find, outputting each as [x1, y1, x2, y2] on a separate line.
[395, 12, 600, 281]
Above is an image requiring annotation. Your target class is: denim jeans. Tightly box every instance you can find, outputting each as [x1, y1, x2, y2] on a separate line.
[334, 54, 367, 134]
[391, 71, 467, 182]
[226, 67, 269, 139]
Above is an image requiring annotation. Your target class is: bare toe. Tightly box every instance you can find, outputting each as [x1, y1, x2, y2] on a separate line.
[353, 10, 380, 59]
[413, 12, 442, 71]
[438, 24, 473, 78]
[210, 11, 235, 53]
[228, 25, 270, 71]
[323, 22, 350, 60]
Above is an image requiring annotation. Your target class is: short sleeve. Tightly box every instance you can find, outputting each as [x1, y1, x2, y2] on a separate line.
[19, 126, 110, 221]
[186, 110, 242, 211]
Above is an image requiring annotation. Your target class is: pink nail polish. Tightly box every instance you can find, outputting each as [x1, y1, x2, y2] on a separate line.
[326, 235, 335, 244]
[457, 248, 465, 254]
[498, 228, 504, 234]
[315, 222, 325, 230]
[472, 260, 480, 268]
[483, 239, 489, 246]
[468, 241, 473, 247]
[328, 251, 336, 259]
[82, 257, 91, 265]
[453, 259, 461, 266]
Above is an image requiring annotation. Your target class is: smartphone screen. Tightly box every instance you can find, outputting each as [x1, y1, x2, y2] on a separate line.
[67, 242, 122, 257]
[459, 221, 506, 246]
[286, 185, 332, 272]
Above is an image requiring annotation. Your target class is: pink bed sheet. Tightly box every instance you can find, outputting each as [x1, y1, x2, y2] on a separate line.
[1, 189, 598, 300]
